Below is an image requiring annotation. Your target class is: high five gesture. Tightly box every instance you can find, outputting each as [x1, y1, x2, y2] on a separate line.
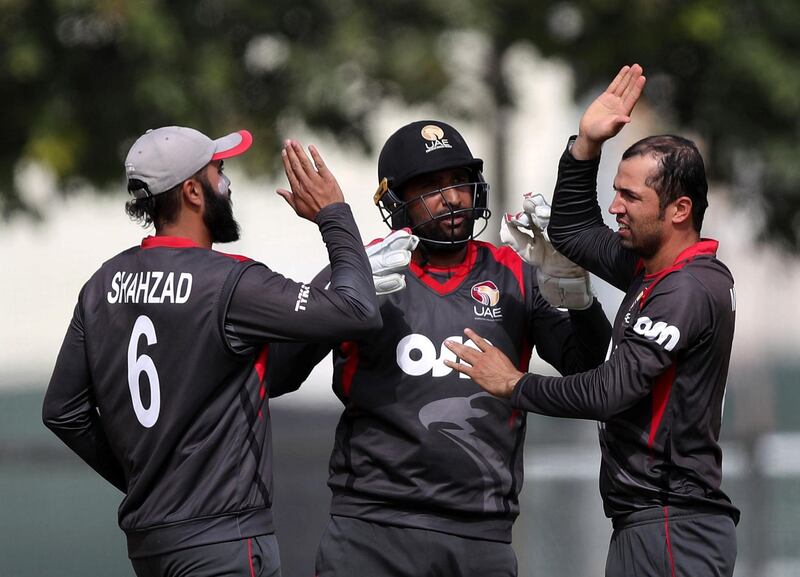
[571, 63, 646, 160]
[277, 139, 345, 221]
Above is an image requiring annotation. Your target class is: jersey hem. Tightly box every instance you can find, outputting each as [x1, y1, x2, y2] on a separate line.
[124, 507, 274, 558]
[611, 503, 738, 530]
[330, 495, 514, 543]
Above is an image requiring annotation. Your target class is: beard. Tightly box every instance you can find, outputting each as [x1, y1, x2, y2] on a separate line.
[411, 208, 476, 251]
[619, 217, 663, 258]
[621, 236, 660, 258]
[200, 177, 240, 244]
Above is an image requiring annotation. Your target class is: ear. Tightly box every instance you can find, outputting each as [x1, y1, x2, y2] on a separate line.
[181, 179, 204, 211]
[672, 196, 693, 225]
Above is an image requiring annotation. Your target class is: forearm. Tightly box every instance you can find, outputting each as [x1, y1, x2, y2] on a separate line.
[569, 134, 603, 161]
[44, 323, 126, 492]
[316, 202, 381, 327]
[547, 142, 607, 257]
[566, 298, 612, 371]
[267, 340, 332, 398]
[225, 205, 381, 347]
[549, 142, 637, 288]
[43, 405, 127, 492]
[511, 366, 626, 421]
[511, 340, 667, 420]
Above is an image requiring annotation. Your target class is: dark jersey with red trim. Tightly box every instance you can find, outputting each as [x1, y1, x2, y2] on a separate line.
[43, 203, 381, 557]
[511, 144, 739, 522]
[269, 240, 611, 542]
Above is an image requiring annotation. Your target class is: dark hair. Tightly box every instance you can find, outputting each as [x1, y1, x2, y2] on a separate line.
[124, 180, 183, 229]
[621, 135, 708, 232]
[124, 163, 211, 229]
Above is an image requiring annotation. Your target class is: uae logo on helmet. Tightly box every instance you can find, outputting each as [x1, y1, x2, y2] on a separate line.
[421, 124, 452, 153]
[471, 281, 500, 307]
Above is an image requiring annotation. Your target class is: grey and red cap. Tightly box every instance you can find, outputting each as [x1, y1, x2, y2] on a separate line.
[125, 126, 253, 198]
[377, 120, 483, 192]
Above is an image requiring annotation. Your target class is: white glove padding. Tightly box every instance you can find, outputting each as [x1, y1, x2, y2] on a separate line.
[366, 228, 420, 295]
[500, 193, 594, 310]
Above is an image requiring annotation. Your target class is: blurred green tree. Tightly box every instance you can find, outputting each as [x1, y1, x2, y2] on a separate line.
[2, 0, 798, 251]
[516, 0, 800, 252]
[1, 0, 456, 210]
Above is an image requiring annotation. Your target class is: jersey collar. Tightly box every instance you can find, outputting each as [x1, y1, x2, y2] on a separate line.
[140, 235, 252, 262]
[638, 238, 719, 306]
[141, 236, 204, 249]
[641, 238, 718, 279]
[410, 241, 478, 295]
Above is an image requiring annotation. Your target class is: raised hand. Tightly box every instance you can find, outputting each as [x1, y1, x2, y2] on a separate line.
[443, 328, 524, 398]
[277, 140, 345, 221]
[572, 64, 646, 160]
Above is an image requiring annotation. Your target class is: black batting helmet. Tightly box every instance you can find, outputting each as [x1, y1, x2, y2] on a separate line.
[373, 120, 490, 246]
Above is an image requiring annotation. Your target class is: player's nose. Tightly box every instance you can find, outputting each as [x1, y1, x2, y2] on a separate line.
[441, 185, 468, 208]
[608, 192, 624, 215]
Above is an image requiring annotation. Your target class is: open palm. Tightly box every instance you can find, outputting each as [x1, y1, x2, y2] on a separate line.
[579, 64, 646, 144]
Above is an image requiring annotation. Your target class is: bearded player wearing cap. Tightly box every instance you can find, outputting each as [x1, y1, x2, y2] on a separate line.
[42, 126, 382, 577]
[267, 120, 612, 577]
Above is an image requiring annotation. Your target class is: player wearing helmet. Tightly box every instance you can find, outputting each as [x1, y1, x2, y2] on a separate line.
[268, 120, 613, 577]
[374, 121, 489, 251]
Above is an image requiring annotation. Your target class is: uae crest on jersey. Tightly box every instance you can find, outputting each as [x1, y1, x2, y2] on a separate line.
[471, 280, 502, 320]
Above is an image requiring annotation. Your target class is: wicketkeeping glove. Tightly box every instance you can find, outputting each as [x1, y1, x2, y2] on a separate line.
[366, 228, 420, 295]
[500, 193, 594, 310]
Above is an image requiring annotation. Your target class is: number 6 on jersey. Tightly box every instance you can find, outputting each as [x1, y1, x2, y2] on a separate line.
[127, 315, 161, 428]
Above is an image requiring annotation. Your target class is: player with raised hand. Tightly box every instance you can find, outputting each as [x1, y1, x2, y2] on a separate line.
[267, 119, 612, 577]
[571, 63, 648, 160]
[278, 141, 344, 216]
[445, 64, 739, 577]
[43, 128, 381, 577]
[281, 139, 420, 294]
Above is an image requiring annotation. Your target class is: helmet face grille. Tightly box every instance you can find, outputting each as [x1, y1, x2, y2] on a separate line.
[375, 120, 490, 247]
[376, 181, 491, 246]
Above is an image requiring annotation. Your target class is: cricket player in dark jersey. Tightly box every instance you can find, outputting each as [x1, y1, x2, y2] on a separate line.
[42, 126, 382, 577]
[267, 120, 612, 577]
[446, 65, 739, 577]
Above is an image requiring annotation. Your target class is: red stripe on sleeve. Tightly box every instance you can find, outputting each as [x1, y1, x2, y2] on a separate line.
[340, 341, 360, 397]
[648, 363, 676, 449]
[254, 345, 269, 384]
[255, 345, 269, 419]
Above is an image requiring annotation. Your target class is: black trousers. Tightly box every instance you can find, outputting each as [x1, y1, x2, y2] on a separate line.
[315, 515, 517, 577]
[606, 507, 737, 577]
[131, 534, 281, 577]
